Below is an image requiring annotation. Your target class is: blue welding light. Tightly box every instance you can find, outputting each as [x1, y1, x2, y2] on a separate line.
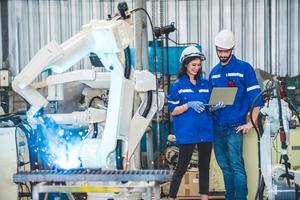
[57, 129, 64, 136]
[36, 117, 88, 170]
[55, 147, 81, 169]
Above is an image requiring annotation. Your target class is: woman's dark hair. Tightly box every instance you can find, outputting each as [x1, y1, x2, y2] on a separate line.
[178, 56, 202, 80]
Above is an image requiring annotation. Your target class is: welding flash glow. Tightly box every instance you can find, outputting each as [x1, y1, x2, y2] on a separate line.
[55, 146, 81, 169]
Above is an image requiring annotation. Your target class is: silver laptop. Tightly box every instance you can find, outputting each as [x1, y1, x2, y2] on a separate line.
[208, 87, 238, 105]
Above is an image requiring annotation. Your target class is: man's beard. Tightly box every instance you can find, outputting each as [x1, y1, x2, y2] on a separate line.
[219, 54, 232, 64]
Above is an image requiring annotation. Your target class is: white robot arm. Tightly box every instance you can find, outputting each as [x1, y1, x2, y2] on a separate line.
[12, 18, 132, 118]
[46, 108, 106, 126]
[12, 4, 164, 169]
[42, 69, 111, 126]
[259, 80, 299, 199]
[127, 70, 164, 160]
[46, 69, 110, 101]
[12, 42, 63, 117]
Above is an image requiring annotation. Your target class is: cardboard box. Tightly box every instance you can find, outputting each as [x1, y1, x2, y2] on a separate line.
[160, 151, 225, 197]
[177, 168, 199, 196]
[160, 169, 199, 198]
[209, 151, 225, 192]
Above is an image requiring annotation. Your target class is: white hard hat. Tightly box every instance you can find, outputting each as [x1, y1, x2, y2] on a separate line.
[179, 46, 206, 63]
[215, 29, 235, 49]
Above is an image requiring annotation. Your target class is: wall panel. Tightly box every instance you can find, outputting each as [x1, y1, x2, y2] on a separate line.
[4, 0, 300, 77]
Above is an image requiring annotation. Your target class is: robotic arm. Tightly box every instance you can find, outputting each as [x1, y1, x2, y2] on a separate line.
[12, 1, 165, 170]
[12, 42, 63, 117]
[12, 17, 132, 118]
[259, 79, 300, 200]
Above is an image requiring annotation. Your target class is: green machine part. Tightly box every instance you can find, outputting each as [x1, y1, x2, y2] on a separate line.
[287, 75, 300, 112]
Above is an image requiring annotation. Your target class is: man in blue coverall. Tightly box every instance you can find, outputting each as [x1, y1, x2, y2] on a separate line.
[209, 30, 263, 200]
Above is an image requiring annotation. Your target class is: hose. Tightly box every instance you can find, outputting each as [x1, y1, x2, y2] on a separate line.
[124, 46, 131, 79]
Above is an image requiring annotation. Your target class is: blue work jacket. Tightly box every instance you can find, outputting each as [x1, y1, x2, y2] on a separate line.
[209, 55, 263, 126]
[167, 74, 213, 144]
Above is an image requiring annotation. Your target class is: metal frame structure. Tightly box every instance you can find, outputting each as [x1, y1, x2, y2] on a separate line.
[14, 169, 171, 200]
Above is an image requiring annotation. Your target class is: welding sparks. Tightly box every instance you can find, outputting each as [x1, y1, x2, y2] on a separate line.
[36, 117, 88, 169]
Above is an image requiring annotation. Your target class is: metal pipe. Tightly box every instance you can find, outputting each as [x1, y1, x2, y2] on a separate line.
[264, 0, 271, 74]
[133, 0, 148, 170]
[253, 0, 257, 68]
[146, 127, 154, 169]
[241, 0, 245, 59]
[165, 33, 171, 142]
[287, 0, 291, 76]
[141, 0, 149, 70]
[134, 0, 143, 70]
[1, 0, 9, 69]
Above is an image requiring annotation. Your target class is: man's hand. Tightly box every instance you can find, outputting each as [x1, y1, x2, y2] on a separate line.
[235, 123, 253, 134]
[209, 101, 226, 112]
[187, 101, 205, 113]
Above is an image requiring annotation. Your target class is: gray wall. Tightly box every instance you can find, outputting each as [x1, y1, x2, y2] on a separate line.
[4, 0, 300, 78]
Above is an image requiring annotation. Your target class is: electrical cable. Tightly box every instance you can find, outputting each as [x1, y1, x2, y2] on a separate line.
[250, 87, 276, 200]
[20, 183, 31, 199]
[124, 46, 131, 79]
[8, 120, 33, 199]
[274, 82, 291, 186]
[250, 89, 266, 200]
[255, 113, 267, 200]
[0, 110, 27, 121]
[18, 183, 23, 200]
[249, 90, 266, 135]
[15, 126, 20, 173]
[167, 37, 200, 47]
[88, 95, 101, 138]
[88, 96, 103, 108]
[115, 139, 123, 169]
[0, 113, 17, 120]
[92, 123, 98, 138]
[141, 91, 153, 118]
[1, 113, 35, 171]
[16, 123, 35, 170]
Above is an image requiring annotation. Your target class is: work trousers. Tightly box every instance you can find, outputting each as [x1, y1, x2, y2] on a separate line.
[214, 124, 248, 200]
[168, 142, 212, 198]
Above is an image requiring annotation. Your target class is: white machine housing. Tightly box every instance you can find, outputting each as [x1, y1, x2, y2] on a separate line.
[0, 128, 19, 200]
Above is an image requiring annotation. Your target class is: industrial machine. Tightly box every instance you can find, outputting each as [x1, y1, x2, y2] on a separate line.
[0, 68, 10, 114]
[164, 134, 198, 170]
[286, 75, 300, 112]
[0, 2, 170, 200]
[253, 79, 300, 199]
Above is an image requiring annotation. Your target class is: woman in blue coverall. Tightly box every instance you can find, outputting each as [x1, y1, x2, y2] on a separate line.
[167, 46, 222, 200]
